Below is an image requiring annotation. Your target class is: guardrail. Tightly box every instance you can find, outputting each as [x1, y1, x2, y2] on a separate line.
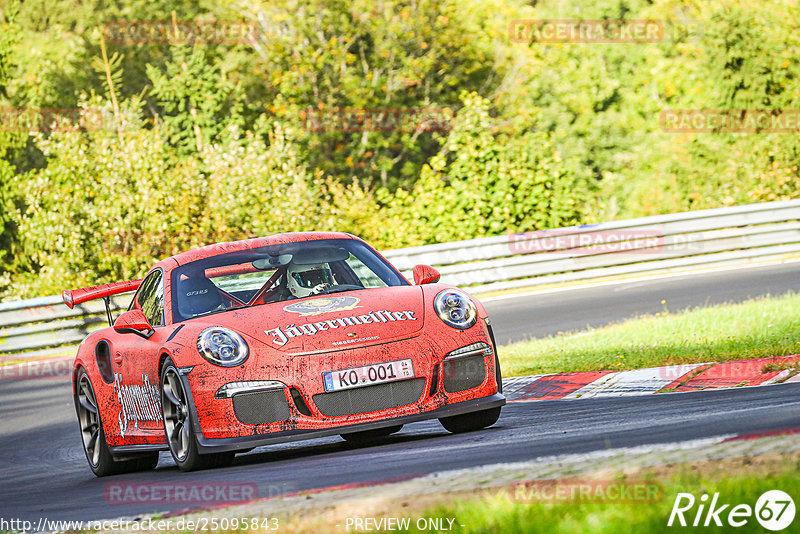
[2, 199, 799, 360]
[0, 295, 129, 360]
[385, 199, 800, 293]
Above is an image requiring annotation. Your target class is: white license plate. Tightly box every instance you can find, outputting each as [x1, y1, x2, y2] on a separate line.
[323, 359, 414, 392]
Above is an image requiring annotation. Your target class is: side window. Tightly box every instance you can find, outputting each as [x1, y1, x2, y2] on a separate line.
[345, 254, 387, 288]
[136, 270, 165, 327]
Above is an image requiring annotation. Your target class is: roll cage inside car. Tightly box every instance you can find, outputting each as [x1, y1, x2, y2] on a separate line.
[169, 238, 409, 323]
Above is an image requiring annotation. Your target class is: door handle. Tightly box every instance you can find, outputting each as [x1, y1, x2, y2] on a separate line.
[114, 351, 123, 365]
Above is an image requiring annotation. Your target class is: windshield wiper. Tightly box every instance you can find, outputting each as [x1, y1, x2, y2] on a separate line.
[192, 304, 252, 319]
[321, 284, 365, 295]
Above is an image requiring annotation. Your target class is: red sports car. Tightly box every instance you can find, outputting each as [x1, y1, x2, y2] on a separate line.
[65, 232, 504, 476]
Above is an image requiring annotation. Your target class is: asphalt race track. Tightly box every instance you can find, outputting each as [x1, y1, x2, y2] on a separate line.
[484, 261, 800, 344]
[1, 262, 799, 522]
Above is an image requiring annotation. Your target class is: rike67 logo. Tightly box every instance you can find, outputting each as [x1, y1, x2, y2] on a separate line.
[668, 490, 796, 531]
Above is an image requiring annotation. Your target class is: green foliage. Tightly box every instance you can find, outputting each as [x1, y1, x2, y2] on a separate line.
[1, 0, 800, 297]
[501, 292, 800, 377]
[0, 1, 21, 100]
[90, 48, 125, 104]
[615, 1, 800, 216]
[8, 0, 226, 108]
[0, 159, 14, 266]
[147, 43, 242, 155]
[381, 93, 592, 246]
[240, 0, 501, 189]
[12, 100, 173, 295]
[0, 0, 25, 293]
[194, 122, 329, 240]
[10, 98, 324, 296]
[400, 468, 800, 534]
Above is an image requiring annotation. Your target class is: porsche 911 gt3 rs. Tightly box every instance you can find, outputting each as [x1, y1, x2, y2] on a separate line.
[65, 232, 504, 475]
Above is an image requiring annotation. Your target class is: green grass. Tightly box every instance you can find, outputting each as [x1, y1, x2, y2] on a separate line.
[385, 462, 800, 534]
[499, 292, 800, 376]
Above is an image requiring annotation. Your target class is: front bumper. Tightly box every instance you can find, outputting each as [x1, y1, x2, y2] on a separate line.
[190, 392, 505, 453]
[182, 319, 502, 438]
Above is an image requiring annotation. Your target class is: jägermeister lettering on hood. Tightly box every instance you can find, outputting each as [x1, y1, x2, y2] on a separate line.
[265, 310, 417, 346]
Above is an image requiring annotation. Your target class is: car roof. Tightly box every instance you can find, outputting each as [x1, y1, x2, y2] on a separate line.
[153, 231, 358, 271]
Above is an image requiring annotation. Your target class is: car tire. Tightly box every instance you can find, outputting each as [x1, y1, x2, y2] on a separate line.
[160, 358, 234, 471]
[439, 407, 501, 434]
[75, 368, 159, 477]
[340, 425, 403, 444]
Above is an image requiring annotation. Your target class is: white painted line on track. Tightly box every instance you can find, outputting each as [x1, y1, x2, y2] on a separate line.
[480, 257, 800, 303]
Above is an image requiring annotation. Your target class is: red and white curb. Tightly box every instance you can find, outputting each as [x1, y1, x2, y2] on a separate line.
[1, 355, 798, 395]
[504, 355, 800, 401]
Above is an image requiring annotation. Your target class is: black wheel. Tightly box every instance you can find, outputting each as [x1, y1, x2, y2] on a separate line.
[341, 425, 403, 444]
[160, 358, 234, 471]
[439, 407, 501, 434]
[75, 369, 158, 476]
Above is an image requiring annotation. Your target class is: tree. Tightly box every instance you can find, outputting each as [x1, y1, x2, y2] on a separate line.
[239, 0, 501, 190]
[147, 40, 243, 156]
[381, 93, 592, 246]
[0, 0, 25, 294]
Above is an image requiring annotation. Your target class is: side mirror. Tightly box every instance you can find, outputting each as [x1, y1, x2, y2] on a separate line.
[113, 309, 154, 338]
[413, 264, 441, 285]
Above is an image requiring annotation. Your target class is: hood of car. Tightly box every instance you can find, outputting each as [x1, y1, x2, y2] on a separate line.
[196, 285, 426, 354]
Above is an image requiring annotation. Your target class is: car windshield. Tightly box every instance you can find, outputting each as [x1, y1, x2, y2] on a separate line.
[170, 238, 409, 322]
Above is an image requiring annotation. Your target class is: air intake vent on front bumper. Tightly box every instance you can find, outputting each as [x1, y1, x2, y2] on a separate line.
[232, 390, 290, 425]
[290, 387, 312, 416]
[312, 378, 426, 417]
[443, 354, 486, 393]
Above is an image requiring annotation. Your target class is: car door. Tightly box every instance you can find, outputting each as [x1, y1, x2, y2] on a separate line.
[112, 269, 170, 444]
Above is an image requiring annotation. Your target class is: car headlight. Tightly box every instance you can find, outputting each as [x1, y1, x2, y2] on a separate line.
[197, 328, 249, 367]
[434, 289, 478, 330]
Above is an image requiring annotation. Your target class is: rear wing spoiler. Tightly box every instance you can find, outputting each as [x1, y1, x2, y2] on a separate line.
[62, 279, 143, 326]
[62, 279, 143, 309]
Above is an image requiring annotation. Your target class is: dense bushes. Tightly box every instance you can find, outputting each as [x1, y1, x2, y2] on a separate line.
[380, 93, 592, 246]
[0, 0, 799, 297]
[8, 100, 380, 296]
